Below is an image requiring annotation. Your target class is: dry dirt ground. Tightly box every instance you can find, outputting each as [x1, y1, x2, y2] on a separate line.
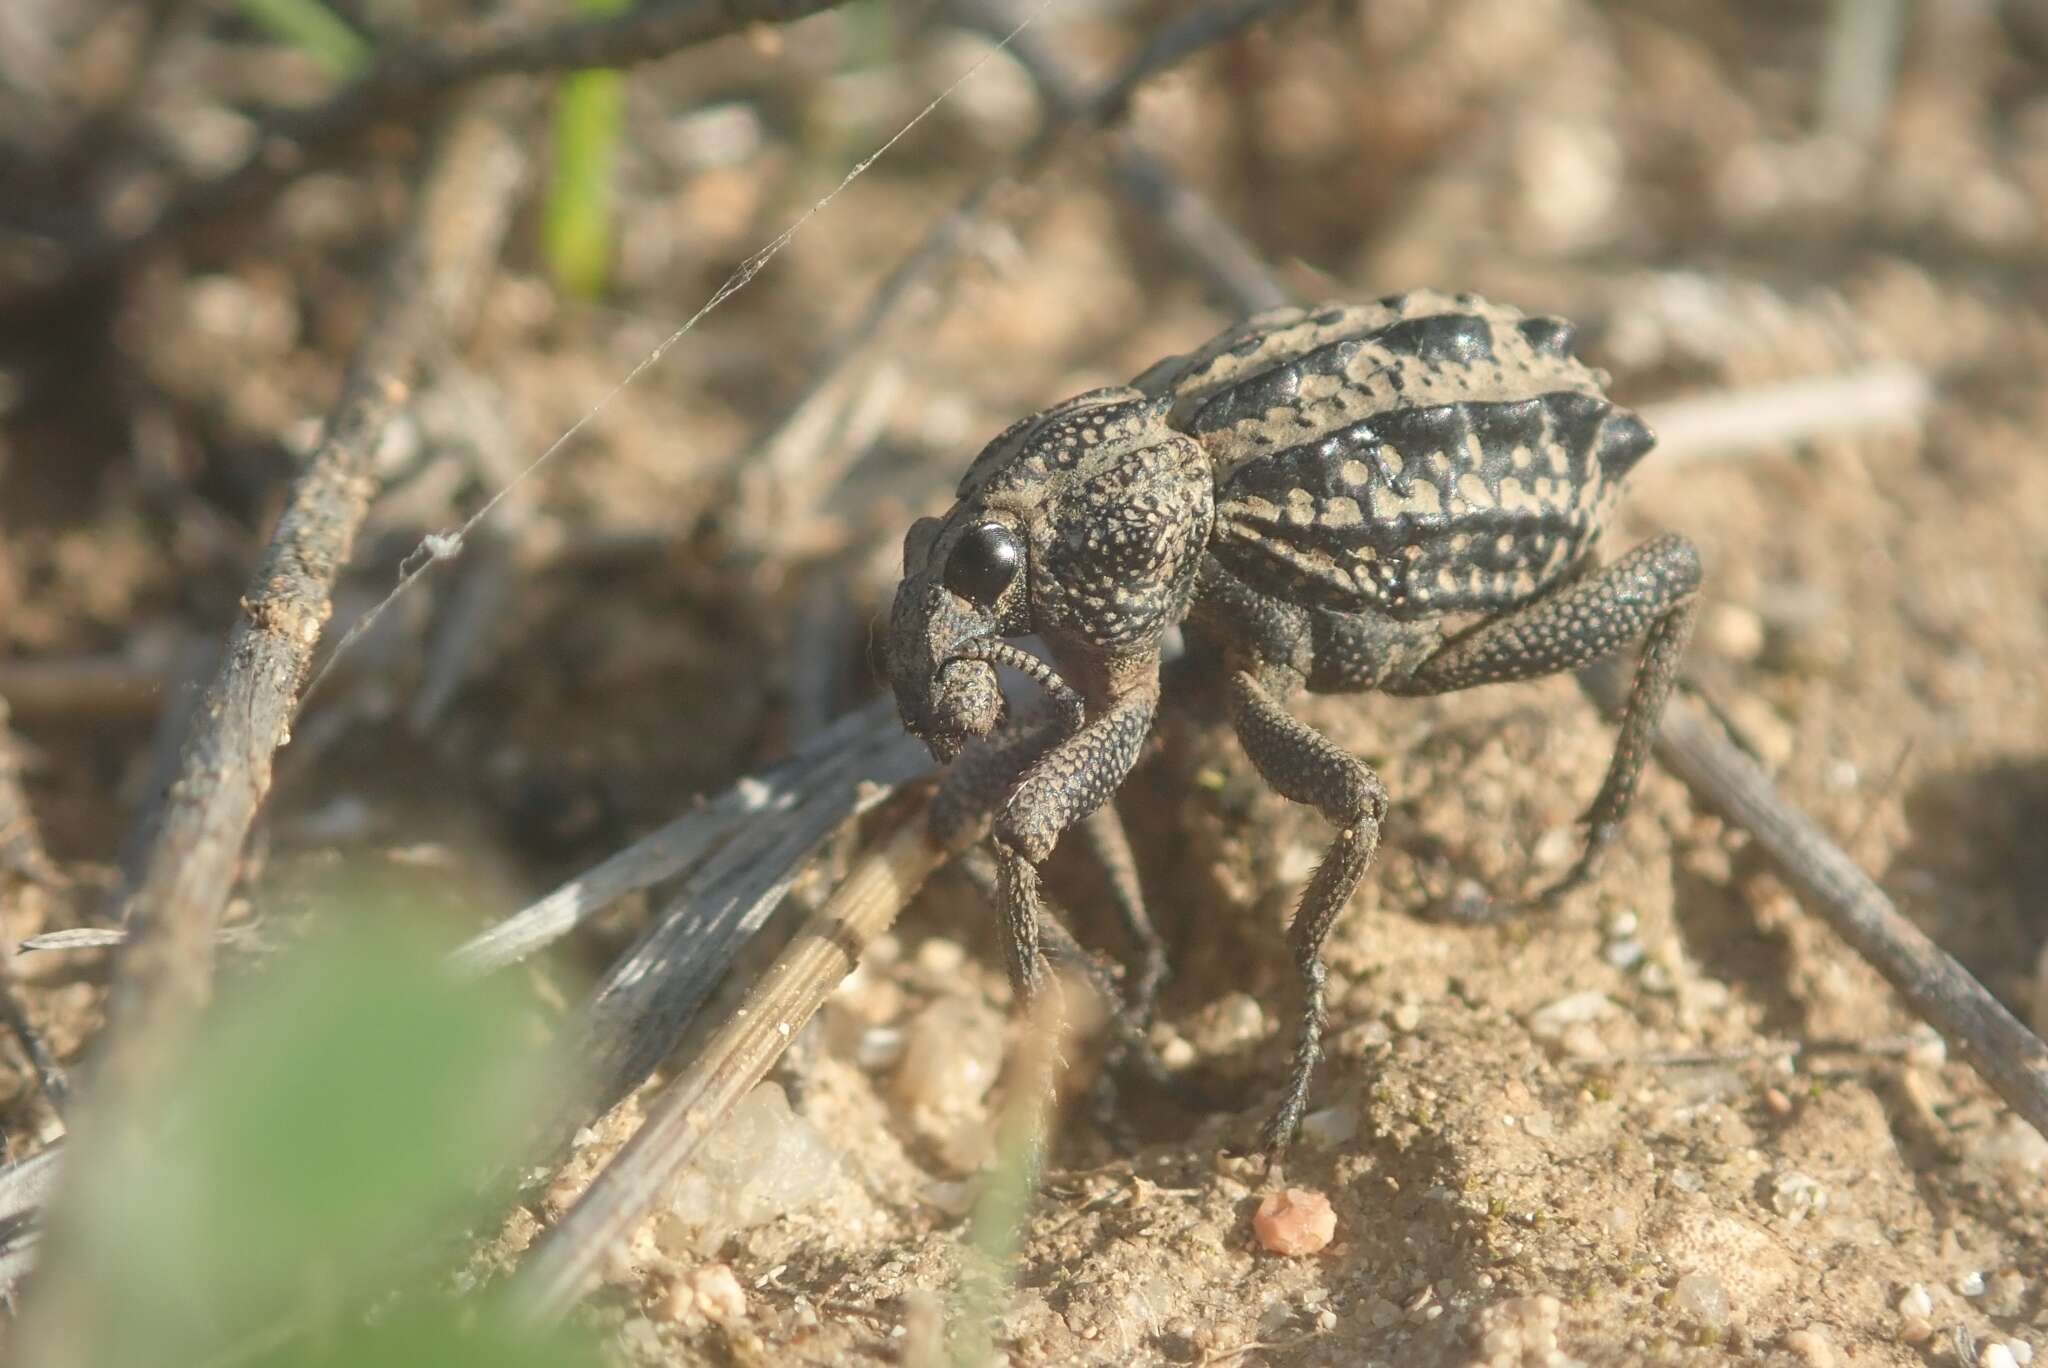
[4, 2, 2048, 1365]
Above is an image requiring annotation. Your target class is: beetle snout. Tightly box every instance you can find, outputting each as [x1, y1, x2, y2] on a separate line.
[886, 574, 1005, 761]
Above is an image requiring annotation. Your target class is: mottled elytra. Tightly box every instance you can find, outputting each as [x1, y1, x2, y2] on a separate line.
[887, 291, 1701, 1155]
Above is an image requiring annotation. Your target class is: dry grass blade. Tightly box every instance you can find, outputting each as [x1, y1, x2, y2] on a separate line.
[1640, 363, 1931, 463]
[0, 1147, 62, 1299]
[0, 0, 855, 311]
[966, 0, 1294, 310]
[511, 807, 945, 1323]
[7, 84, 535, 1367]
[540, 705, 926, 1128]
[449, 702, 918, 977]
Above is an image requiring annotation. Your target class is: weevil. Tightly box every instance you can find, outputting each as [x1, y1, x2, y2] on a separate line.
[886, 292, 1701, 1154]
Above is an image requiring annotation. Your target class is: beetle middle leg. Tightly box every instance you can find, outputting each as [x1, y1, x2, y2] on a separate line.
[1227, 664, 1389, 1156]
[1384, 532, 1702, 904]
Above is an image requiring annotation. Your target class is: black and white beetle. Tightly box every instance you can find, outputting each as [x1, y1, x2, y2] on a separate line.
[887, 292, 1701, 1154]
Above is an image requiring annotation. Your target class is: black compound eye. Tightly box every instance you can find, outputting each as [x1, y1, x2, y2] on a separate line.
[942, 522, 1023, 606]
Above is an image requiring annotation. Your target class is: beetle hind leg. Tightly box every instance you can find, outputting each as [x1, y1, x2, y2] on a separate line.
[1385, 532, 1703, 905]
[1228, 665, 1390, 1157]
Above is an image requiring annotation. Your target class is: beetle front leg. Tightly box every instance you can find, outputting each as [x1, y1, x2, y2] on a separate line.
[989, 683, 1160, 1007]
[929, 698, 1077, 856]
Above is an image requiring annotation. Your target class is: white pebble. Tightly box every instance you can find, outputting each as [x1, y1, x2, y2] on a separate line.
[1603, 938, 1646, 969]
[1784, 1326, 1835, 1366]
[1673, 1272, 1729, 1329]
[914, 937, 967, 975]
[854, 1025, 905, 1071]
[1897, 1284, 1933, 1319]
[1982, 1343, 2018, 1368]
[1528, 990, 1617, 1041]
[892, 997, 1004, 1114]
[1770, 1170, 1827, 1222]
[1965, 1115, 2048, 1179]
[667, 1083, 839, 1251]
[1299, 1104, 1360, 1149]
[1956, 1269, 1987, 1297]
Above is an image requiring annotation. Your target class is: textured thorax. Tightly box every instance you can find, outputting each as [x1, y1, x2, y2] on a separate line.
[1140, 292, 1657, 620]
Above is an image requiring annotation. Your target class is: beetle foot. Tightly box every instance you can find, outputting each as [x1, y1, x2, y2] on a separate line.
[1532, 819, 1620, 908]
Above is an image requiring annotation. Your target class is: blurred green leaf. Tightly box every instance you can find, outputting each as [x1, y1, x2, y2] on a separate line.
[65, 899, 568, 1367]
[243, 1305, 605, 1368]
[237, 0, 372, 76]
[543, 0, 633, 299]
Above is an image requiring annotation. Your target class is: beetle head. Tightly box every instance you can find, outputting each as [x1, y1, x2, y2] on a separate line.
[886, 387, 1213, 762]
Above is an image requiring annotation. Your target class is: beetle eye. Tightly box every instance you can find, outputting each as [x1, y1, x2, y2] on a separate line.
[942, 522, 1023, 606]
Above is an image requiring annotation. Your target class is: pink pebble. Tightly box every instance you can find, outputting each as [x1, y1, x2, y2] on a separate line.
[1253, 1187, 1336, 1255]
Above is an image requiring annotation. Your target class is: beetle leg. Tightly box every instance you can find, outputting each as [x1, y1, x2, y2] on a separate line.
[929, 697, 1077, 855]
[1227, 665, 1390, 1157]
[957, 843, 1169, 1147]
[1076, 802, 1168, 1025]
[1385, 533, 1702, 903]
[989, 682, 1160, 1005]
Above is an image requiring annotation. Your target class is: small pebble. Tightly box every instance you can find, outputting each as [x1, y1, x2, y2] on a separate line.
[1956, 1269, 1987, 1297]
[1983, 1344, 2018, 1368]
[1189, 992, 1269, 1054]
[915, 937, 967, 975]
[1985, 1270, 2028, 1317]
[2008, 1340, 2034, 1366]
[1602, 937, 1646, 969]
[1905, 1024, 1948, 1071]
[1769, 1170, 1827, 1221]
[1764, 1087, 1793, 1116]
[1783, 1326, 1835, 1366]
[683, 1264, 748, 1325]
[1897, 1284, 1933, 1319]
[1299, 1103, 1360, 1149]
[1965, 1114, 2048, 1178]
[892, 997, 1003, 1114]
[1528, 990, 1617, 1041]
[1673, 1272, 1729, 1329]
[1705, 602, 1766, 661]
[853, 1025, 905, 1071]
[1253, 1188, 1337, 1256]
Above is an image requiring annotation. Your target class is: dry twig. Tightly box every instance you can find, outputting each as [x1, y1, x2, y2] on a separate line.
[8, 85, 535, 1367]
[1640, 363, 1931, 464]
[512, 804, 945, 1323]
[1581, 661, 2048, 1140]
[544, 705, 924, 1133]
[448, 700, 922, 979]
